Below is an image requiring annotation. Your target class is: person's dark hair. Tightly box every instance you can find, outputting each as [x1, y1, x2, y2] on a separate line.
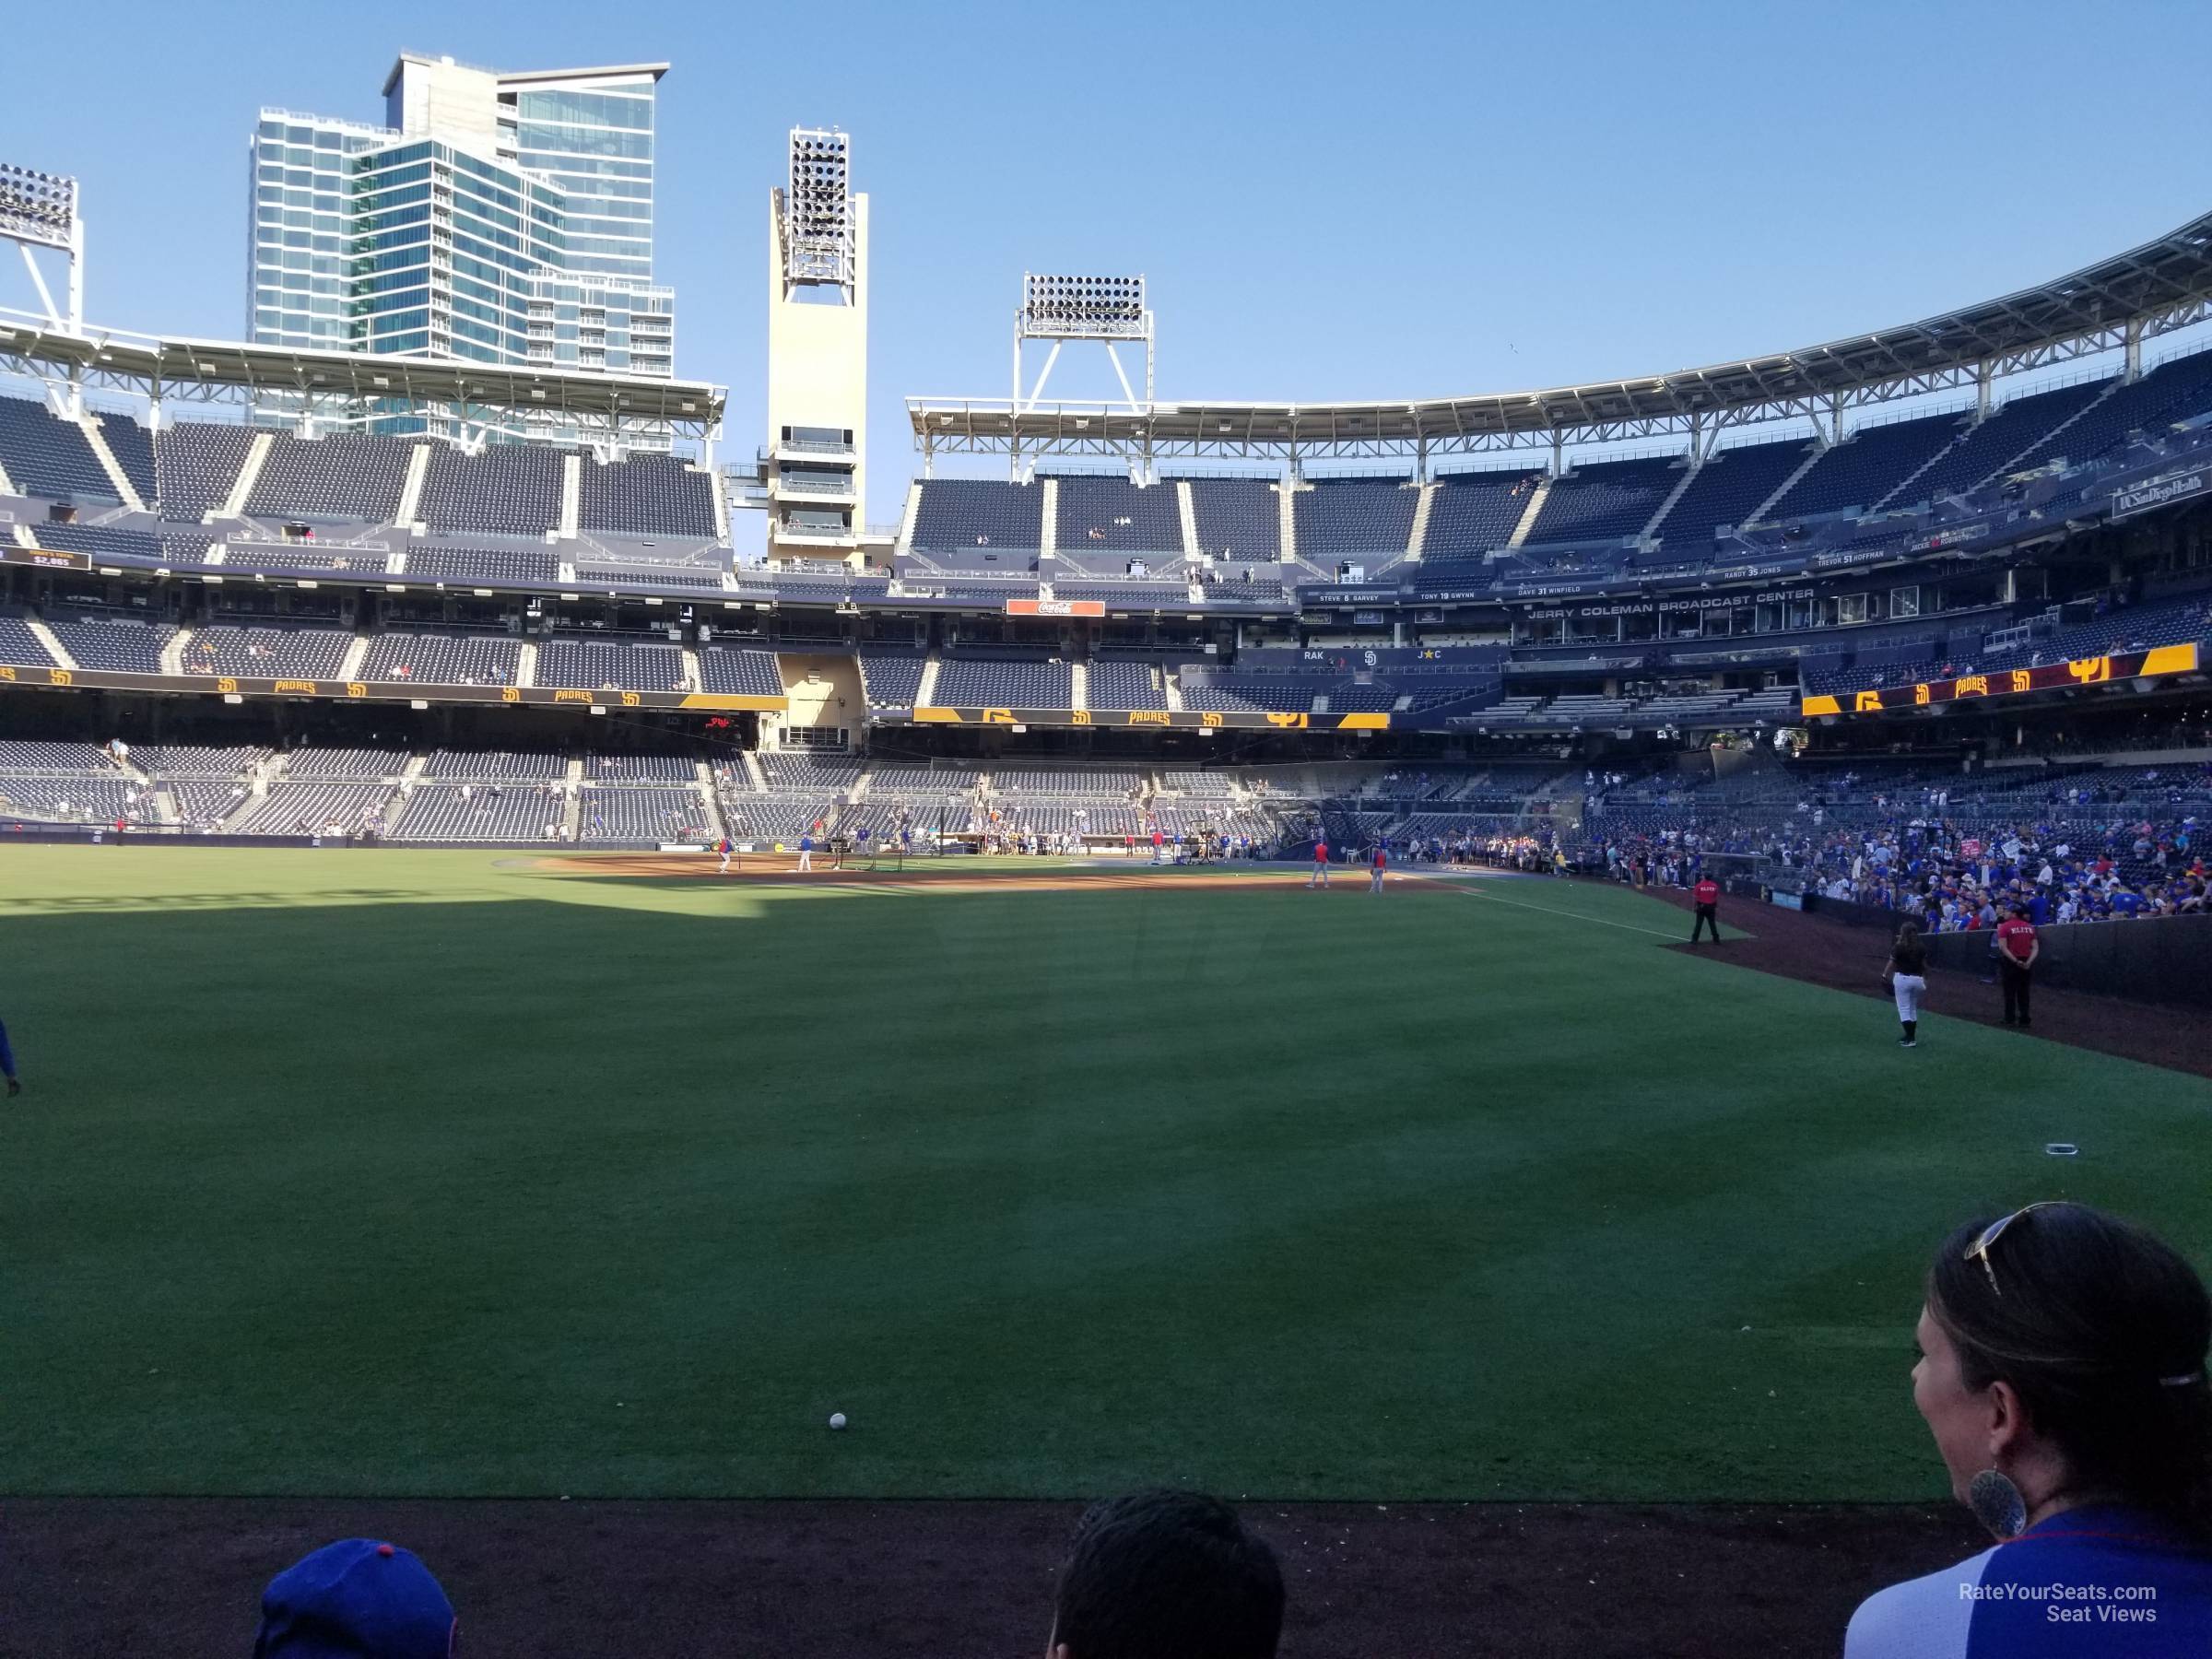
[1927, 1204, 2212, 1542]
[1896, 919, 1922, 948]
[1051, 1489, 1284, 1659]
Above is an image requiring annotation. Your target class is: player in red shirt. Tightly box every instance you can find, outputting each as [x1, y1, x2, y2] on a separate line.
[1369, 840, 1388, 895]
[1994, 903, 2040, 1027]
[1308, 838, 1330, 888]
[1689, 874, 1722, 943]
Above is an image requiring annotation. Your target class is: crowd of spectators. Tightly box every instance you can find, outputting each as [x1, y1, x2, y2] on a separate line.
[1576, 761, 2212, 931]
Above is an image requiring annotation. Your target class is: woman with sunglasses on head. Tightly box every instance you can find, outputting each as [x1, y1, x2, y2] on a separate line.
[1886, 920, 1928, 1049]
[1846, 1202, 2212, 1655]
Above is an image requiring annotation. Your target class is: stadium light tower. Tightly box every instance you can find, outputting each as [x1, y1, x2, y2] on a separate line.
[765, 127, 868, 569]
[0, 160, 88, 415]
[1013, 272, 1153, 413]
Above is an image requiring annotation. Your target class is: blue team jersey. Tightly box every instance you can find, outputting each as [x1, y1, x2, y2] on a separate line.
[1846, 1505, 2212, 1658]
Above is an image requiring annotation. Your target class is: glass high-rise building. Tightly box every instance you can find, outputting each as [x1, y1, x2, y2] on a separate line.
[247, 55, 675, 393]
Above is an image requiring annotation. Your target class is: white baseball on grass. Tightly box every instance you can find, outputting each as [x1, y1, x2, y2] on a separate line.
[829, 1412, 847, 1430]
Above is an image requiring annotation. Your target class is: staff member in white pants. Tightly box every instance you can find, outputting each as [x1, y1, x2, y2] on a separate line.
[1886, 919, 1929, 1050]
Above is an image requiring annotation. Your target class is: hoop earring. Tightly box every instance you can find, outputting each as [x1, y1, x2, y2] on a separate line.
[1969, 1468, 2027, 1540]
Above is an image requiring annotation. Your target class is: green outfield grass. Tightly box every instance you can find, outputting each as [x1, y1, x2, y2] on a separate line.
[1, 845, 2206, 1501]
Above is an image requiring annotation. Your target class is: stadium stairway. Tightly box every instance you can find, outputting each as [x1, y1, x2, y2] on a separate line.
[0, 454, 16, 494]
[1507, 476, 1552, 547]
[396, 443, 431, 529]
[221, 434, 273, 520]
[914, 653, 943, 706]
[559, 454, 582, 539]
[337, 636, 370, 681]
[160, 629, 189, 675]
[1278, 480, 1300, 566]
[79, 417, 147, 512]
[1406, 482, 1436, 562]
[1040, 480, 1059, 558]
[1176, 481, 1202, 559]
[1071, 661, 1089, 710]
[694, 770, 723, 836]
[896, 479, 924, 555]
[678, 644, 702, 692]
[25, 617, 73, 669]
[516, 640, 540, 687]
[743, 749, 769, 792]
[1639, 455, 1700, 540]
[1164, 666, 1188, 712]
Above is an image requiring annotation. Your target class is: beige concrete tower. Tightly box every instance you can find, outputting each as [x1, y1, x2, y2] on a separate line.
[766, 127, 866, 567]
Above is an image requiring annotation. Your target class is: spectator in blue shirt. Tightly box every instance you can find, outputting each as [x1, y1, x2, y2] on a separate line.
[1846, 1204, 2212, 1656]
[0, 1018, 18, 1095]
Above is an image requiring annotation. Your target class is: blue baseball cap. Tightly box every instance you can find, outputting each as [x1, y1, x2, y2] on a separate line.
[255, 1538, 456, 1659]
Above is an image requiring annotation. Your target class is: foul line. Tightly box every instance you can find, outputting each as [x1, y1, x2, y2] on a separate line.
[1430, 877, 1690, 940]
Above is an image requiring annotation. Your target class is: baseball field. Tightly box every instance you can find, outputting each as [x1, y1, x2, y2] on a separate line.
[3, 844, 2207, 1652]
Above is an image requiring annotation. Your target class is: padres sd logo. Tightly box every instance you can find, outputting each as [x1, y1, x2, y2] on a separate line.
[982, 708, 1015, 724]
[218, 677, 240, 694]
[621, 691, 641, 707]
[1069, 710, 1092, 725]
[501, 685, 521, 703]
[347, 682, 368, 699]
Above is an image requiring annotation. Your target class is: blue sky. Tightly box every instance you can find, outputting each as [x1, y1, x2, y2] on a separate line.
[6, 0, 2211, 530]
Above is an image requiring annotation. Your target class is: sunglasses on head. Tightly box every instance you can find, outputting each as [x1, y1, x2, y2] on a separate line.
[1964, 1202, 2066, 1296]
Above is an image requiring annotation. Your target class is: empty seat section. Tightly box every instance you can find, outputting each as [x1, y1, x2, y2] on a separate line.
[1088, 659, 1169, 710]
[404, 544, 559, 584]
[0, 394, 115, 498]
[222, 543, 386, 574]
[2005, 347, 2212, 475]
[1650, 440, 1809, 539]
[45, 618, 173, 673]
[934, 654, 1072, 705]
[418, 445, 566, 537]
[359, 633, 521, 685]
[581, 453, 716, 536]
[181, 625, 351, 677]
[910, 479, 1043, 553]
[1524, 455, 1679, 543]
[1185, 478, 1280, 560]
[1422, 470, 1544, 560]
[246, 433, 414, 521]
[858, 651, 925, 706]
[0, 615, 58, 666]
[28, 522, 164, 561]
[1902, 380, 2113, 501]
[1765, 410, 1959, 520]
[1054, 476, 1183, 553]
[697, 646, 783, 696]
[1294, 479, 1418, 557]
[94, 414, 157, 502]
[535, 636, 688, 692]
[157, 422, 258, 519]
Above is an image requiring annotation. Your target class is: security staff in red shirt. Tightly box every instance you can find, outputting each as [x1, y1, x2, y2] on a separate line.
[1994, 903, 2041, 1028]
[1690, 873, 1722, 944]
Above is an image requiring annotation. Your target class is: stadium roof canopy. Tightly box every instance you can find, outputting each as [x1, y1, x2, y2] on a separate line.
[0, 313, 725, 439]
[911, 207, 2212, 463]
